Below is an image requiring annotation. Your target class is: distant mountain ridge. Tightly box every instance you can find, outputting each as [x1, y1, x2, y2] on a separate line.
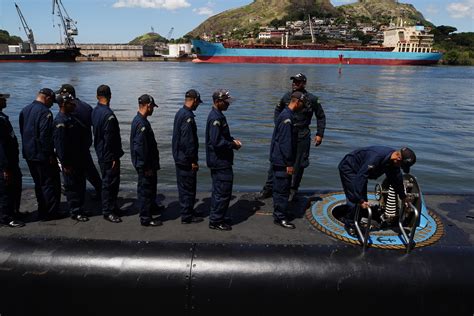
[188, 0, 428, 38]
[338, 0, 426, 25]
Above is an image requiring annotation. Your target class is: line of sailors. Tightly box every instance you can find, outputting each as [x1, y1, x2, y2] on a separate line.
[0, 72, 416, 231]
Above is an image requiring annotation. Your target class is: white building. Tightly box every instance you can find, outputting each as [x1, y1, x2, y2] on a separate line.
[168, 43, 192, 57]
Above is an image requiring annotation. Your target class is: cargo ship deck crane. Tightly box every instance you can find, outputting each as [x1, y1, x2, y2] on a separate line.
[14, 3, 36, 52]
[52, 0, 78, 49]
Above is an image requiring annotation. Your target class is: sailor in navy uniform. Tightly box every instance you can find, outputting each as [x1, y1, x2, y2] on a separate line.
[270, 91, 306, 229]
[259, 73, 326, 202]
[53, 93, 89, 222]
[205, 89, 242, 231]
[0, 93, 24, 227]
[172, 89, 204, 224]
[19, 88, 61, 221]
[338, 146, 416, 220]
[91, 85, 124, 223]
[130, 94, 162, 227]
[57, 84, 102, 199]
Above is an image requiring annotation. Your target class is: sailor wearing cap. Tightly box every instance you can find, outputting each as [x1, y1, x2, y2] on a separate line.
[172, 89, 204, 224]
[53, 93, 89, 222]
[258, 73, 326, 202]
[92, 85, 124, 223]
[0, 93, 24, 227]
[338, 146, 416, 224]
[57, 84, 102, 199]
[270, 91, 306, 229]
[205, 89, 242, 231]
[19, 88, 61, 221]
[130, 94, 163, 227]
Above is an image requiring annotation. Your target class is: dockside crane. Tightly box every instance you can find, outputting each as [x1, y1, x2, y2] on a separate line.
[15, 3, 36, 52]
[167, 27, 174, 40]
[52, 0, 78, 48]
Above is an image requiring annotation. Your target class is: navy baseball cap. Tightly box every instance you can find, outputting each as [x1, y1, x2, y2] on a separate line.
[400, 147, 416, 173]
[56, 92, 75, 105]
[39, 88, 56, 98]
[291, 91, 307, 102]
[57, 84, 76, 97]
[138, 94, 157, 107]
[185, 89, 203, 104]
[212, 89, 233, 102]
[290, 73, 307, 82]
[0, 93, 10, 99]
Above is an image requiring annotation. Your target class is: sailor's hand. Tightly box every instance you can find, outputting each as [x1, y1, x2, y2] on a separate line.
[144, 169, 154, 177]
[286, 166, 294, 175]
[233, 139, 242, 150]
[191, 163, 199, 172]
[63, 166, 73, 175]
[111, 160, 120, 172]
[3, 170, 11, 185]
[314, 135, 323, 147]
[359, 201, 369, 209]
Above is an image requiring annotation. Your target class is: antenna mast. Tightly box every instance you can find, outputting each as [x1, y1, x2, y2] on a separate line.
[15, 3, 36, 52]
[309, 15, 315, 44]
[52, 0, 78, 48]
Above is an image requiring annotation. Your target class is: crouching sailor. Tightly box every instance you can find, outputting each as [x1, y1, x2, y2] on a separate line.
[338, 146, 417, 225]
[270, 91, 305, 229]
[53, 93, 89, 222]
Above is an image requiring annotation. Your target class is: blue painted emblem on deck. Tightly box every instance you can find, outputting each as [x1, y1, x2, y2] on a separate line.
[306, 192, 444, 249]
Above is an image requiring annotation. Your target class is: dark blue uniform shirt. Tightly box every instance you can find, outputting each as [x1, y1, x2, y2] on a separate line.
[130, 112, 160, 171]
[270, 107, 296, 167]
[19, 101, 54, 162]
[72, 98, 93, 149]
[275, 89, 326, 139]
[206, 107, 235, 170]
[172, 106, 198, 166]
[53, 112, 84, 167]
[339, 146, 406, 203]
[0, 112, 19, 169]
[91, 103, 124, 163]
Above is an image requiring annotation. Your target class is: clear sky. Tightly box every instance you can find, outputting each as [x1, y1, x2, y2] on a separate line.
[0, 0, 472, 44]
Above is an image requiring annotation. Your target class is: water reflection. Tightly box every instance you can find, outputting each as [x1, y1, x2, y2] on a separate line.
[0, 62, 473, 193]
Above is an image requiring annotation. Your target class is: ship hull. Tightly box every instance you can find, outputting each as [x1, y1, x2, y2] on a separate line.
[0, 48, 81, 63]
[192, 40, 442, 66]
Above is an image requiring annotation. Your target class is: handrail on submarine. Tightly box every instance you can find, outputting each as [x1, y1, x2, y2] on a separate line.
[399, 202, 420, 253]
[354, 204, 373, 252]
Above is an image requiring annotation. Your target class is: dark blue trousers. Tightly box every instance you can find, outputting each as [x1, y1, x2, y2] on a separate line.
[0, 167, 22, 223]
[175, 164, 197, 221]
[27, 160, 61, 218]
[210, 168, 233, 224]
[263, 136, 311, 192]
[338, 162, 366, 219]
[63, 167, 86, 216]
[136, 169, 157, 223]
[99, 160, 120, 216]
[272, 166, 291, 221]
[84, 151, 102, 194]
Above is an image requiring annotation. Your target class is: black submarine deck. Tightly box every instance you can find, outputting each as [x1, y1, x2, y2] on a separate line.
[1, 189, 472, 247]
[0, 189, 473, 316]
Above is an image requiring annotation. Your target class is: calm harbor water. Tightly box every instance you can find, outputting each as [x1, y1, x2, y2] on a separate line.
[1, 62, 473, 193]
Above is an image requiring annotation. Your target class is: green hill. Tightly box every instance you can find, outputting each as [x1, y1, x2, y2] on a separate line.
[338, 0, 428, 26]
[187, 0, 337, 38]
[187, 0, 431, 39]
[129, 32, 167, 45]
